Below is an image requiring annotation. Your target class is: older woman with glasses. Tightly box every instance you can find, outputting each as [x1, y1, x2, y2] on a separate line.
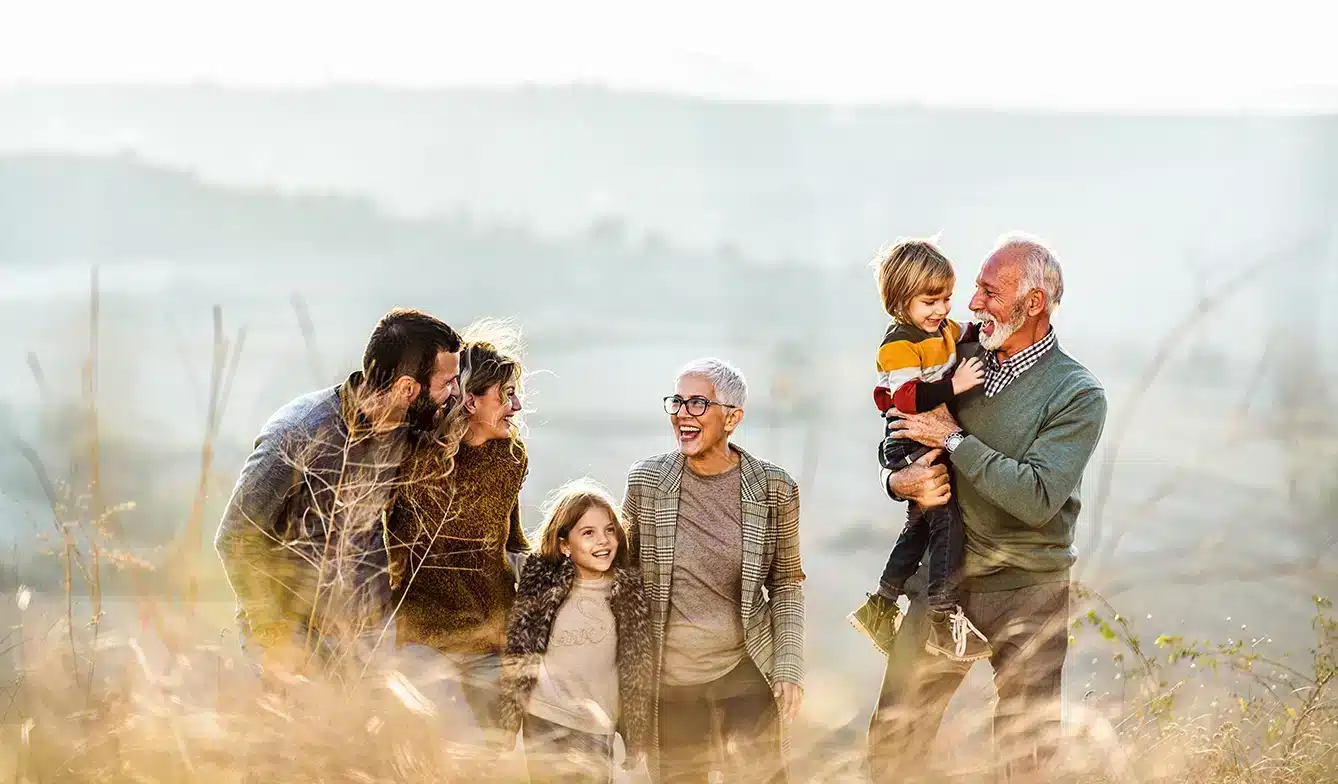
[622, 357, 806, 783]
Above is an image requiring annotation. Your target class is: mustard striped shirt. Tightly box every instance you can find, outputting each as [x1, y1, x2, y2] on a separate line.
[874, 318, 963, 405]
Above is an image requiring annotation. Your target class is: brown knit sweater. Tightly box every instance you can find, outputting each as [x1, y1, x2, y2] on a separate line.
[388, 437, 529, 654]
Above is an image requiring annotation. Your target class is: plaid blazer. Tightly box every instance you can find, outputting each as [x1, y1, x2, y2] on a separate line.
[623, 445, 806, 776]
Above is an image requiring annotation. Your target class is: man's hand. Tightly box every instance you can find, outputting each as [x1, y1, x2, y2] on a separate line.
[773, 681, 803, 723]
[952, 357, 985, 395]
[888, 404, 961, 450]
[887, 448, 951, 508]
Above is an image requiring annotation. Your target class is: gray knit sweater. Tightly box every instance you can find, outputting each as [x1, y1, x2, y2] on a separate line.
[214, 373, 407, 651]
[949, 340, 1108, 591]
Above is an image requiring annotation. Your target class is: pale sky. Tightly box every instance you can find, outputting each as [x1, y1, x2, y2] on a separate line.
[2, 0, 1336, 112]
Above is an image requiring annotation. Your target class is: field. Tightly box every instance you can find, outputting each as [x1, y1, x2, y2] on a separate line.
[0, 263, 1333, 783]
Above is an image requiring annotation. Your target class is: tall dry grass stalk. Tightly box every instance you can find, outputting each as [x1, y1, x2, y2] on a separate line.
[83, 269, 104, 697]
[173, 305, 245, 617]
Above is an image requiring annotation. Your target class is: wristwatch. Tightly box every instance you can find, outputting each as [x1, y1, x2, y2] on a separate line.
[944, 430, 965, 454]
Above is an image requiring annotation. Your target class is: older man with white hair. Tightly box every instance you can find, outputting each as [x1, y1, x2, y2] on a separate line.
[623, 357, 805, 783]
[867, 233, 1108, 781]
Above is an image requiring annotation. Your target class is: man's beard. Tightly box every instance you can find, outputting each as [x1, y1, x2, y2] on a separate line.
[976, 300, 1028, 351]
[405, 386, 445, 434]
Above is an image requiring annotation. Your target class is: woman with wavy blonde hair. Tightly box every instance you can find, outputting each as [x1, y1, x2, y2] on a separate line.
[386, 319, 530, 746]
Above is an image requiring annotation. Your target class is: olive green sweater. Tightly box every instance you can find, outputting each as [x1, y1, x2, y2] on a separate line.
[950, 341, 1107, 591]
[389, 437, 529, 653]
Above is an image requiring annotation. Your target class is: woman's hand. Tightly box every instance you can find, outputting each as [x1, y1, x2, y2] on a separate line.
[773, 681, 803, 723]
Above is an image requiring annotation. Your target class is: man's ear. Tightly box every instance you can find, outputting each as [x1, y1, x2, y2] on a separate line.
[1027, 290, 1047, 318]
[391, 375, 419, 406]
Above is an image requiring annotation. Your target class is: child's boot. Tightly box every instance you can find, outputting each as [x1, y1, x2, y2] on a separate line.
[848, 592, 904, 655]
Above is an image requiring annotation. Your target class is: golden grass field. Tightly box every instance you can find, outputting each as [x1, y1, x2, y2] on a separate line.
[2, 275, 1335, 784]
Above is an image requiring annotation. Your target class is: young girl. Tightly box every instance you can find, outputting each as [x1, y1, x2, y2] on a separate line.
[848, 237, 992, 662]
[499, 480, 652, 783]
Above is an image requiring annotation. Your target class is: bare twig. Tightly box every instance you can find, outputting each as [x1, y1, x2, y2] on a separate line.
[178, 306, 245, 614]
[1080, 241, 1321, 582]
[292, 293, 325, 385]
[216, 327, 248, 433]
[26, 352, 52, 403]
[84, 267, 104, 695]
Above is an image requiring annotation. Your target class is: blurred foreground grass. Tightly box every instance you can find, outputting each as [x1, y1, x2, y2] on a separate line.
[4, 581, 1338, 782]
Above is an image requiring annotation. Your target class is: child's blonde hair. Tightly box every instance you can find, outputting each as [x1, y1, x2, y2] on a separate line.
[872, 237, 956, 323]
[533, 478, 630, 568]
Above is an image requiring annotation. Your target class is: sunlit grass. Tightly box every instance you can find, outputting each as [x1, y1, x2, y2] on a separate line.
[3, 271, 1335, 783]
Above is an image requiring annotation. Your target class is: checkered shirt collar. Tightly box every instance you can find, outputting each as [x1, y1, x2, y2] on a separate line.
[981, 328, 1057, 397]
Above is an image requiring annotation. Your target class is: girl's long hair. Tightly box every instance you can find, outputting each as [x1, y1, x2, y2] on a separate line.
[533, 478, 630, 569]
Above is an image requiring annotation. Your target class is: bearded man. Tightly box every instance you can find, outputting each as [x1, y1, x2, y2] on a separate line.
[215, 308, 462, 682]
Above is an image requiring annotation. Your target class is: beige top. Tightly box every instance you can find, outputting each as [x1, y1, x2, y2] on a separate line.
[527, 576, 620, 735]
[661, 463, 746, 687]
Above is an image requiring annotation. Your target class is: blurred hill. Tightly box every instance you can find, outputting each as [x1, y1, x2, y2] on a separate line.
[1, 85, 1333, 268]
[0, 152, 837, 344]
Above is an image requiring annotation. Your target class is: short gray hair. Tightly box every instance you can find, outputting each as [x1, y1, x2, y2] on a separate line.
[995, 231, 1064, 315]
[676, 357, 748, 409]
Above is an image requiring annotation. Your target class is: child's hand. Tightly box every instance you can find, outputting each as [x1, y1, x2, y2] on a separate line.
[952, 357, 985, 395]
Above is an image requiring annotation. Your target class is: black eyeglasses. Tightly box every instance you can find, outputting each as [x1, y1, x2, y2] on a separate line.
[663, 395, 736, 417]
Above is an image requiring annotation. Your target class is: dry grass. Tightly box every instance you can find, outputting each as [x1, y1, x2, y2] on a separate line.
[1056, 589, 1338, 784]
[5, 583, 1338, 783]
[3, 597, 524, 782]
[2, 269, 1336, 783]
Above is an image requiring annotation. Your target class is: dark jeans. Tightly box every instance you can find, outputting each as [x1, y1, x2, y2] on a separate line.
[878, 496, 966, 611]
[867, 578, 1071, 782]
[522, 714, 613, 784]
[657, 658, 786, 784]
[879, 413, 933, 470]
[877, 420, 964, 609]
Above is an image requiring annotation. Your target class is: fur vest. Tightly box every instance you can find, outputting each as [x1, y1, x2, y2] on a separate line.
[498, 556, 653, 761]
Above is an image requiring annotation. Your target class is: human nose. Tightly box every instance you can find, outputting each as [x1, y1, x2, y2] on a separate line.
[968, 290, 986, 312]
